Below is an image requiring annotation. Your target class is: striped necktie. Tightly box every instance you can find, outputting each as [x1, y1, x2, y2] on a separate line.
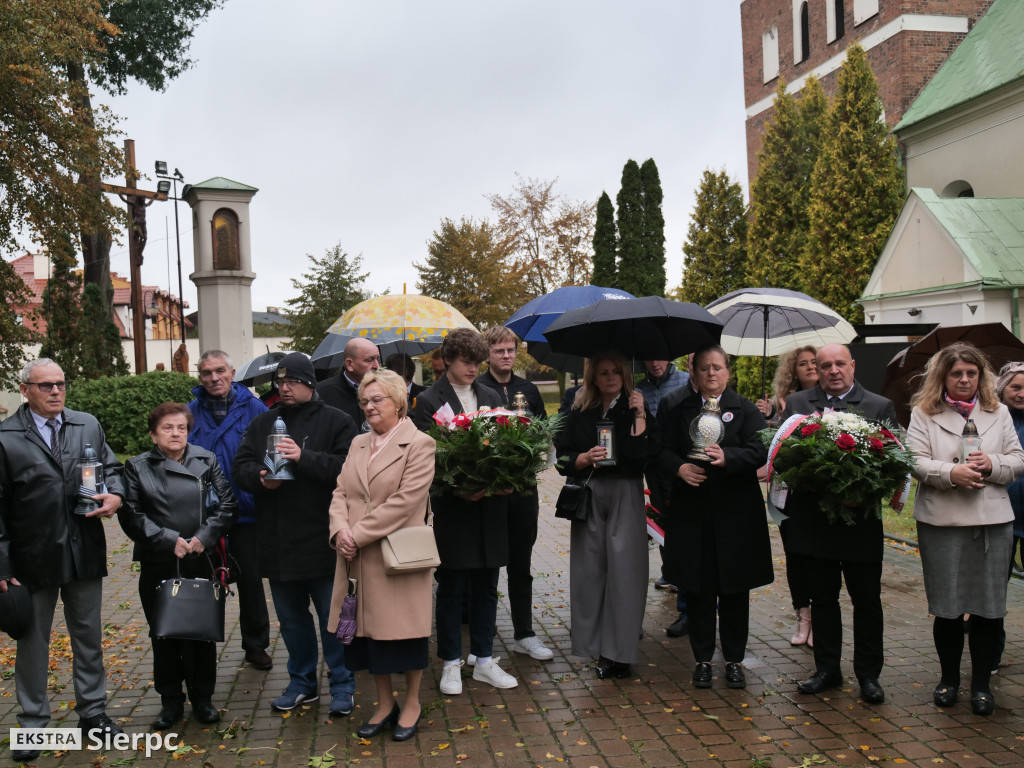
[45, 417, 61, 463]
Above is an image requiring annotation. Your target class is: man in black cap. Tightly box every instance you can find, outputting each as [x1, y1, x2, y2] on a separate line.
[233, 353, 358, 717]
[0, 358, 125, 762]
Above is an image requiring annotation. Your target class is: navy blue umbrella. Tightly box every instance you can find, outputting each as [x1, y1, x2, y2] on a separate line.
[543, 296, 723, 361]
[505, 285, 634, 342]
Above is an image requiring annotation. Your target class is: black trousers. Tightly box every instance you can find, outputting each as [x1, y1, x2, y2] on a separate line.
[506, 491, 539, 640]
[139, 559, 218, 705]
[229, 524, 270, 652]
[436, 567, 499, 661]
[806, 556, 883, 681]
[780, 520, 814, 611]
[686, 520, 750, 664]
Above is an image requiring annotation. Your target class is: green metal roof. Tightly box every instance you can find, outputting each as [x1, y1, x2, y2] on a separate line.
[919, 189, 1024, 284]
[895, 0, 1024, 132]
[190, 177, 259, 192]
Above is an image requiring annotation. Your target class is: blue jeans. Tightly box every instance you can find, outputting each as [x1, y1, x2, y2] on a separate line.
[269, 577, 354, 697]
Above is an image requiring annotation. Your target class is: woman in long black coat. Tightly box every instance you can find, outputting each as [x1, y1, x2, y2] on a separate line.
[658, 345, 773, 690]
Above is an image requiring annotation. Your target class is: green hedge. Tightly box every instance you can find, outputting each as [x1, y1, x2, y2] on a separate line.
[66, 371, 199, 455]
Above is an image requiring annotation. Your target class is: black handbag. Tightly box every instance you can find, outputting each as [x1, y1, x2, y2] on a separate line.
[152, 556, 226, 642]
[555, 470, 594, 521]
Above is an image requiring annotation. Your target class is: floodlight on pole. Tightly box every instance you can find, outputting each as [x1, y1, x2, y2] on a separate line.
[156, 160, 187, 344]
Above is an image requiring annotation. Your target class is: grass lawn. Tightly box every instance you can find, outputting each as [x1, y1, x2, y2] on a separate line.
[882, 479, 918, 541]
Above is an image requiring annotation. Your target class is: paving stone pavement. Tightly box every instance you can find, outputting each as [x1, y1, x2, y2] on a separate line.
[2, 468, 1023, 767]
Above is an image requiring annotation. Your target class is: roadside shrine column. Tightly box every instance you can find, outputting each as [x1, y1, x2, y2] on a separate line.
[185, 178, 258, 368]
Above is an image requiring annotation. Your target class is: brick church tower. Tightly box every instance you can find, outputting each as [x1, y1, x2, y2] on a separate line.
[740, 0, 994, 185]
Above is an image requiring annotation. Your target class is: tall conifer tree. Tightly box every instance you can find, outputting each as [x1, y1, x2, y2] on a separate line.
[679, 170, 748, 307]
[639, 158, 667, 296]
[39, 246, 86, 376]
[0, 257, 39, 388]
[746, 76, 826, 291]
[615, 159, 646, 296]
[800, 43, 904, 322]
[591, 192, 617, 288]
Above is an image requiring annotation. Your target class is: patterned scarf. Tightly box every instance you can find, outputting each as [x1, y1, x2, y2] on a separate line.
[943, 391, 977, 420]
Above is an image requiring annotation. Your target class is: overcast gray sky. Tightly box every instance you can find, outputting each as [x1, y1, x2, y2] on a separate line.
[105, 1, 749, 316]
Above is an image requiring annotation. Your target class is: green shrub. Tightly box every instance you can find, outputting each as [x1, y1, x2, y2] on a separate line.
[66, 371, 199, 455]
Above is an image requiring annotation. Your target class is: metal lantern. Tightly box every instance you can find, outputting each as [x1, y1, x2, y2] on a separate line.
[512, 392, 529, 417]
[73, 444, 104, 516]
[595, 419, 617, 467]
[263, 416, 295, 480]
[686, 396, 726, 463]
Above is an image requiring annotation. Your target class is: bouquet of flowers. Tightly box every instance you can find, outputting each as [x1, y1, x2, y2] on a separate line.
[761, 411, 914, 525]
[427, 407, 563, 497]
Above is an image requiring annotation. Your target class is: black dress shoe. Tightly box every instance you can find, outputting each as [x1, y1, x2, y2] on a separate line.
[725, 662, 746, 689]
[79, 712, 123, 738]
[193, 701, 221, 724]
[797, 669, 843, 694]
[392, 705, 422, 742]
[859, 678, 885, 704]
[12, 749, 42, 762]
[612, 662, 632, 679]
[693, 662, 713, 689]
[245, 649, 274, 671]
[357, 703, 399, 739]
[666, 614, 689, 638]
[933, 683, 958, 707]
[153, 703, 184, 730]
[971, 691, 995, 716]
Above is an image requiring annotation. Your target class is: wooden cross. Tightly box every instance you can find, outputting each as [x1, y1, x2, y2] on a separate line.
[99, 139, 168, 374]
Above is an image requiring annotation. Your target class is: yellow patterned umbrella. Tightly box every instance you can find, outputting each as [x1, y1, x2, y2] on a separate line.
[326, 294, 477, 340]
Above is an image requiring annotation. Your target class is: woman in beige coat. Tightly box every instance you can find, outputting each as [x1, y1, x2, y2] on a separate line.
[329, 369, 436, 741]
[907, 342, 1024, 716]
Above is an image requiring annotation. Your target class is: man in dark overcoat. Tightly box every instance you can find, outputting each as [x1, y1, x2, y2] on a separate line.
[0, 358, 125, 761]
[781, 343, 898, 704]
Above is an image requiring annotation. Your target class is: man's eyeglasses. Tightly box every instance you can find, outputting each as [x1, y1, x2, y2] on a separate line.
[26, 381, 66, 393]
[358, 394, 393, 409]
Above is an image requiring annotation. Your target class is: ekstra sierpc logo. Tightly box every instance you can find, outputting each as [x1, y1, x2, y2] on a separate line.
[11, 728, 180, 757]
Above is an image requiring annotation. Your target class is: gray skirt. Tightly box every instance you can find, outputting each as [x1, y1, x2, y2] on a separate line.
[917, 520, 1012, 619]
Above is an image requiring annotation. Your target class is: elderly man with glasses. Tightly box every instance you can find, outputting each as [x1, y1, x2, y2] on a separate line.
[0, 358, 125, 762]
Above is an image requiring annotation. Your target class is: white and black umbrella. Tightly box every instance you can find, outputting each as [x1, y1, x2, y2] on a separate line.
[705, 287, 857, 396]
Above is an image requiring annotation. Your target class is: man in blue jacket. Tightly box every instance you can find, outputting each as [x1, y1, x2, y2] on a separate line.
[188, 350, 271, 670]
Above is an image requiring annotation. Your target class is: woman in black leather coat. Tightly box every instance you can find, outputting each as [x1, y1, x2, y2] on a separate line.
[119, 402, 237, 731]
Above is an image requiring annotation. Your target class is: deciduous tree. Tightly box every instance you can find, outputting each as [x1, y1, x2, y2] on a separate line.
[678, 170, 748, 307]
[486, 174, 595, 295]
[591, 192, 617, 288]
[415, 217, 527, 330]
[746, 76, 826, 291]
[800, 43, 904, 322]
[0, 0, 122, 259]
[286, 245, 371, 354]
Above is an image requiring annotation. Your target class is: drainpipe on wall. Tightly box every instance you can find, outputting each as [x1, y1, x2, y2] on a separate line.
[1013, 287, 1021, 340]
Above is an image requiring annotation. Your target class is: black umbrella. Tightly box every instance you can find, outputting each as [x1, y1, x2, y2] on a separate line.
[542, 296, 723, 361]
[235, 349, 299, 386]
[311, 333, 441, 370]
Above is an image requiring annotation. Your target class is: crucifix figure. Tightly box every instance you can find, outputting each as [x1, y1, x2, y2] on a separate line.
[99, 139, 168, 373]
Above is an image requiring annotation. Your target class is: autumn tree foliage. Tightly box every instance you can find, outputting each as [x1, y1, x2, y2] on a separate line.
[0, 0, 122, 261]
[679, 170, 748, 307]
[73, 0, 224, 312]
[591, 192, 617, 288]
[415, 217, 527, 331]
[800, 43, 905, 323]
[746, 76, 827, 291]
[286, 245, 371, 354]
[486, 174, 595, 296]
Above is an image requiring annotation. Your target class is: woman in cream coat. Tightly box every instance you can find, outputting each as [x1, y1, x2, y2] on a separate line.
[907, 342, 1024, 716]
[329, 370, 436, 741]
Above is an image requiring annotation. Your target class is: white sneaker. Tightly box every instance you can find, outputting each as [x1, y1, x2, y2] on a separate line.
[466, 654, 477, 666]
[472, 657, 519, 689]
[440, 661, 464, 695]
[513, 636, 554, 661]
